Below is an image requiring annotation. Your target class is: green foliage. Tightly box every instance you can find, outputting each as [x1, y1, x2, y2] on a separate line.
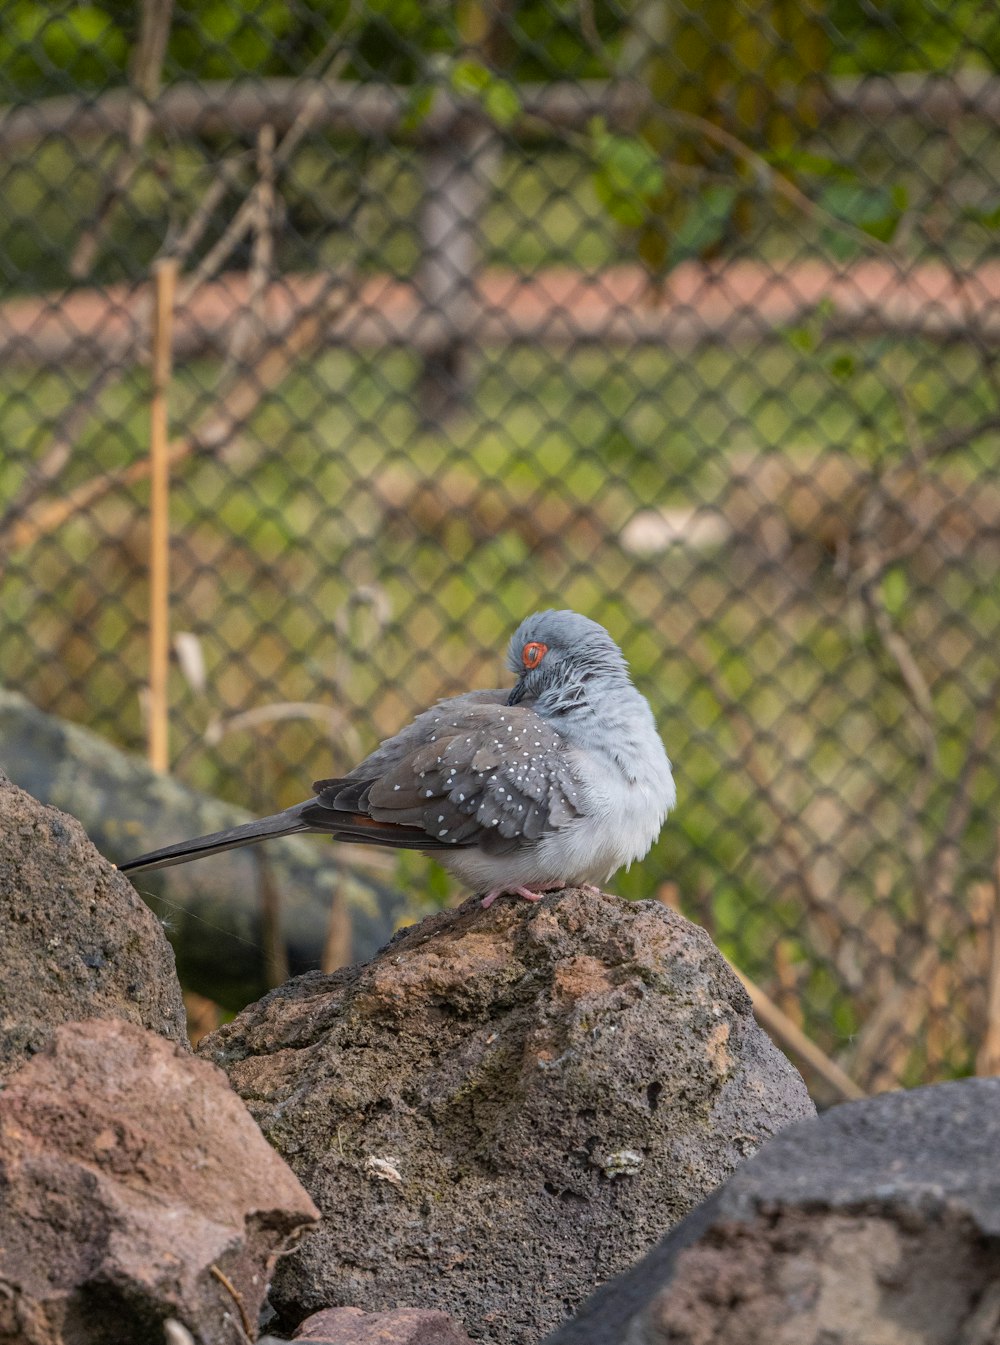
[636, 0, 828, 270]
[1, 0, 127, 92]
[827, 0, 1000, 74]
[449, 58, 521, 128]
[2, 0, 997, 105]
[964, 198, 1000, 230]
[0, 0, 621, 99]
[666, 184, 740, 268]
[818, 181, 908, 257]
[589, 118, 665, 228]
[882, 566, 910, 618]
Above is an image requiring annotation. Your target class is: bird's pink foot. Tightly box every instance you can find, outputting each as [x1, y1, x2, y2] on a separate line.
[481, 883, 564, 909]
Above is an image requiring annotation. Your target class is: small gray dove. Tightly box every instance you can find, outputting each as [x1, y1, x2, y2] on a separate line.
[120, 610, 676, 906]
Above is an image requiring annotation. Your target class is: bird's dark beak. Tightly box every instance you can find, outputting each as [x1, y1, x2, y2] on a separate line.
[507, 676, 527, 706]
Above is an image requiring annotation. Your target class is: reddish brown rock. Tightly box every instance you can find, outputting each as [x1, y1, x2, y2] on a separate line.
[0, 770, 186, 1077]
[200, 888, 814, 1343]
[0, 1018, 320, 1345]
[291, 1306, 474, 1343]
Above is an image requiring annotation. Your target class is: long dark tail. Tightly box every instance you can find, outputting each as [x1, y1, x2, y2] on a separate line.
[119, 806, 311, 875]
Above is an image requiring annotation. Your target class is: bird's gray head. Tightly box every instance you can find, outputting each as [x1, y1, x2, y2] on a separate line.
[505, 610, 630, 714]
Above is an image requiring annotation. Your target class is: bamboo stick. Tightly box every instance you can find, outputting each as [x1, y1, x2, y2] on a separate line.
[976, 835, 1000, 1076]
[730, 961, 865, 1102]
[147, 257, 177, 773]
[5, 279, 350, 560]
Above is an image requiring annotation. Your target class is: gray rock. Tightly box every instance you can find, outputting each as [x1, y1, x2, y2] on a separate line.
[0, 694, 409, 1000]
[0, 769, 186, 1075]
[0, 689, 404, 1002]
[199, 888, 814, 1343]
[547, 1076, 1000, 1345]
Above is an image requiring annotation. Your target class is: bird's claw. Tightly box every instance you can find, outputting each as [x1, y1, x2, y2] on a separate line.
[481, 883, 562, 909]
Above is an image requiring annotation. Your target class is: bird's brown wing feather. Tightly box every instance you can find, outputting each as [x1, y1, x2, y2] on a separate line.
[306, 702, 584, 854]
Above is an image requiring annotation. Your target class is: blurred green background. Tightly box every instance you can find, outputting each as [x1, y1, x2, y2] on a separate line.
[2, 0, 999, 1096]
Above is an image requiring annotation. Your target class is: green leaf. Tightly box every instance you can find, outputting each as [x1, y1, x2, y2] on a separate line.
[449, 58, 491, 97]
[882, 567, 909, 617]
[448, 59, 521, 129]
[767, 147, 854, 181]
[591, 130, 665, 228]
[482, 78, 521, 129]
[965, 198, 1000, 230]
[829, 353, 857, 381]
[666, 185, 739, 268]
[818, 181, 906, 248]
[40, 5, 125, 66]
[424, 859, 454, 907]
[400, 83, 435, 133]
[785, 325, 816, 354]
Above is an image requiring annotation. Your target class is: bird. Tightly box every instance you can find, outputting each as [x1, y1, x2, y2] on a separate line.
[120, 610, 676, 907]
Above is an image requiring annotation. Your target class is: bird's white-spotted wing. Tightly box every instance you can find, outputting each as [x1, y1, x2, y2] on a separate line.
[305, 698, 584, 854]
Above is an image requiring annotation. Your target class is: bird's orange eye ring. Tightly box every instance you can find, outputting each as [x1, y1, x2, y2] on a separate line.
[523, 641, 547, 670]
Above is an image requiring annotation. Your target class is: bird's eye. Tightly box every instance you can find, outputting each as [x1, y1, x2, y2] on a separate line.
[523, 641, 547, 669]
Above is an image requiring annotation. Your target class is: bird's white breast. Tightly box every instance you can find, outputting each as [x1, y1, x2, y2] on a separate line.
[438, 703, 675, 893]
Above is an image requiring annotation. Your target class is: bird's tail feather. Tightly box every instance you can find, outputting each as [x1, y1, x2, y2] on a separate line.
[119, 807, 311, 875]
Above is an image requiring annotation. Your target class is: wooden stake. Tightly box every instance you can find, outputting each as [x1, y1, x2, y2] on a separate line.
[147, 257, 177, 772]
[321, 884, 353, 973]
[977, 834, 1000, 1075]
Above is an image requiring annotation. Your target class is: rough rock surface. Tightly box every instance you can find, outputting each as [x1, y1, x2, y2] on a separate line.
[0, 1019, 320, 1345]
[290, 1307, 474, 1343]
[0, 769, 186, 1077]
[199, 888, 814, 1343]
[547, 1076, 1000, 1345]
[0, 693, 404, 1003]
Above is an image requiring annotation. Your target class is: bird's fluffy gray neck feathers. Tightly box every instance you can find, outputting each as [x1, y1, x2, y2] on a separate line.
[533, 670, 662, 783]
[532, 662, 623, 718]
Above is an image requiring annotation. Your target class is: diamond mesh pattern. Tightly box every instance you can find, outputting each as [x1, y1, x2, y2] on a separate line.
[2, 1, 999, 1093]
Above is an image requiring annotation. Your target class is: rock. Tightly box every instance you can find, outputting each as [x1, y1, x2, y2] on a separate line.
[0, 769, 186, 1076]
[292, 1306, 474, 1343]
[546, 1076, 1000, 1345]
[0, 692, 405, 1005]
[0, 1018, 320, 1345]
[199, 888, 814, 1342]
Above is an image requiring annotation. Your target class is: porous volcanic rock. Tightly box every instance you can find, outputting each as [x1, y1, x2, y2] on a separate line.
[547, 1076, 1000, 1345]
[0, 1018, 320, 1345]
[199, 888, 814, 1343]
[0, 770, 186, 1076]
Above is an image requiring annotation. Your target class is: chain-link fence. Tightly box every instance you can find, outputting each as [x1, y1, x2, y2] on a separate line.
[2, 0, 999, 1096]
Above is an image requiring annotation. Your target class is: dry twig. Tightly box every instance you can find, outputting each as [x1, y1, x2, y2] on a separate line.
[0, 162, 242, 539]
[686, 636, 845, 960]
[850, 677, 1000, 1087]
[0, 49, 347, 561]
[208, 1264, 253, 1342]
[729, 960, 864, 1101]
[4, 277, 351, 557]
[231, 124, 276, 359]
[177, 50, 347, 309]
